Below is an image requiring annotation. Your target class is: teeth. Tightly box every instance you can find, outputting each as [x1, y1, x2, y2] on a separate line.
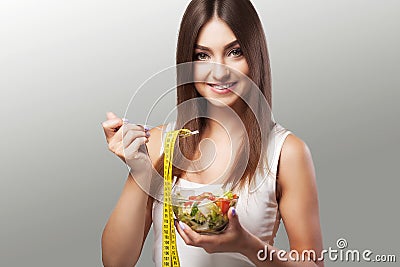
[211, 82, 235, 90]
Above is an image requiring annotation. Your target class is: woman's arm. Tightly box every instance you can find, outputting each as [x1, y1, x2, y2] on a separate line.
[242, 134, 324, 267]
[101, 174, 153, 267]
[101, 121, 164, 267]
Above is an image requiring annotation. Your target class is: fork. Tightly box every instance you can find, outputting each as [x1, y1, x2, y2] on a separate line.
[122, 118, 199, 137]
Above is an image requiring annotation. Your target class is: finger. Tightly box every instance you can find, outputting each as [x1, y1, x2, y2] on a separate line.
[177, 221, 205, 246]
[106, 125, 126, 153]
[102, 117, 123, 140]
[124, 137, 148, 159]
[121, 124, 147, 138]
[122, 129, 147, 149]
[106, 111, 118, 120]
[175, 221, 197, 246]
[226, 207, 240, 230]
[107, 124, 147, 155]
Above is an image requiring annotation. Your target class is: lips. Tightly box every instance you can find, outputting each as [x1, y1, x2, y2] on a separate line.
[206, 82, 238, 95]
[207, 82, 237, 90]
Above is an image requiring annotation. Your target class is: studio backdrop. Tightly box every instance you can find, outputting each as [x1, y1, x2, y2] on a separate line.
[0, 0, 399, 266]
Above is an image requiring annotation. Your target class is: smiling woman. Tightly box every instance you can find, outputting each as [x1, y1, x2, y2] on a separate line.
[101, 0, 324, 267]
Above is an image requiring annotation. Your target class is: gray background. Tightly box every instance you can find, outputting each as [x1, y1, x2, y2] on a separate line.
[0, 0, 399, 266]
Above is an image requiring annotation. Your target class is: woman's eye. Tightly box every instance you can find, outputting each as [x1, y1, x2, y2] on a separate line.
[228, 48, 243, 57]
[195, 52, 210, 61]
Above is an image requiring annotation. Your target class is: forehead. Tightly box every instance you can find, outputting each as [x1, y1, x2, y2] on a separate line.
[196, 17, 237, 47]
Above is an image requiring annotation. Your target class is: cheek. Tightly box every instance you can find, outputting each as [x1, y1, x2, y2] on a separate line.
[232, 60, 249, 77]
[194, 82, 206, 95]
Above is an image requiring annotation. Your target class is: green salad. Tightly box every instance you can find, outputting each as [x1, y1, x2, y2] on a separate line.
[172, 191, 238, 234]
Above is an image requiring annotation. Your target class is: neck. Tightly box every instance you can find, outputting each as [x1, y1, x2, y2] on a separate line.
[203, 102, 247, 140]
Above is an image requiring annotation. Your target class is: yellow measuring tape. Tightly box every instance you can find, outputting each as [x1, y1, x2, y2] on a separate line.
[162, 129, 197, 267]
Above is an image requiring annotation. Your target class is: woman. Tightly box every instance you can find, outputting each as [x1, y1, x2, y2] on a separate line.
[101, 0, 324, 266]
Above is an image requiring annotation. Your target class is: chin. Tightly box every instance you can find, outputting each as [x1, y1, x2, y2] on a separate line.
[205, 97, 239, 108]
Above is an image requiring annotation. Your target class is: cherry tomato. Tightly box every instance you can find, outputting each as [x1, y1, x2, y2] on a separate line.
[216, 198, 230, 214]
[184, 201, 193, 207]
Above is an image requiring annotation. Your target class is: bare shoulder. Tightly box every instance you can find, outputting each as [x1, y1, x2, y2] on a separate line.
[281, 134, 312, 163]
[146, 125, 167, 166]
[278, 133, 316, 190]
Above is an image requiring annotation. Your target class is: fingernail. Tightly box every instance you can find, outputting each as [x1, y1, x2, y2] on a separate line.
[144, 125, 150, 131]
[232, 207, 236, 216]
[146, 131, 151, 137]
[122, 118, 129, 124]
[178, 221, 186, 230]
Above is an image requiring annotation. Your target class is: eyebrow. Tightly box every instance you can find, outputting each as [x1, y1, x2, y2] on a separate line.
[194, 40, 239, 52]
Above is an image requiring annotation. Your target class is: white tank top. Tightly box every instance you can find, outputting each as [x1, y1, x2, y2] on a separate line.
[151, 121, 292, 267]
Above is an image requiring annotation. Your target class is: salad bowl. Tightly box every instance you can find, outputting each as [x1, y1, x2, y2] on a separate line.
[172, 188, 239, 234]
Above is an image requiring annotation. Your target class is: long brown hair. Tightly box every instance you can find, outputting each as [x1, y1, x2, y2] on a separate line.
[154, 0, 274, 190]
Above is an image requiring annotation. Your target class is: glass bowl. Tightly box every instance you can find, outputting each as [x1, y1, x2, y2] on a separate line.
[172, 188, 239, 234]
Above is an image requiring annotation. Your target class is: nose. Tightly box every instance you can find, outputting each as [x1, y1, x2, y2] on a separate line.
[211, 62, 230, 82]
